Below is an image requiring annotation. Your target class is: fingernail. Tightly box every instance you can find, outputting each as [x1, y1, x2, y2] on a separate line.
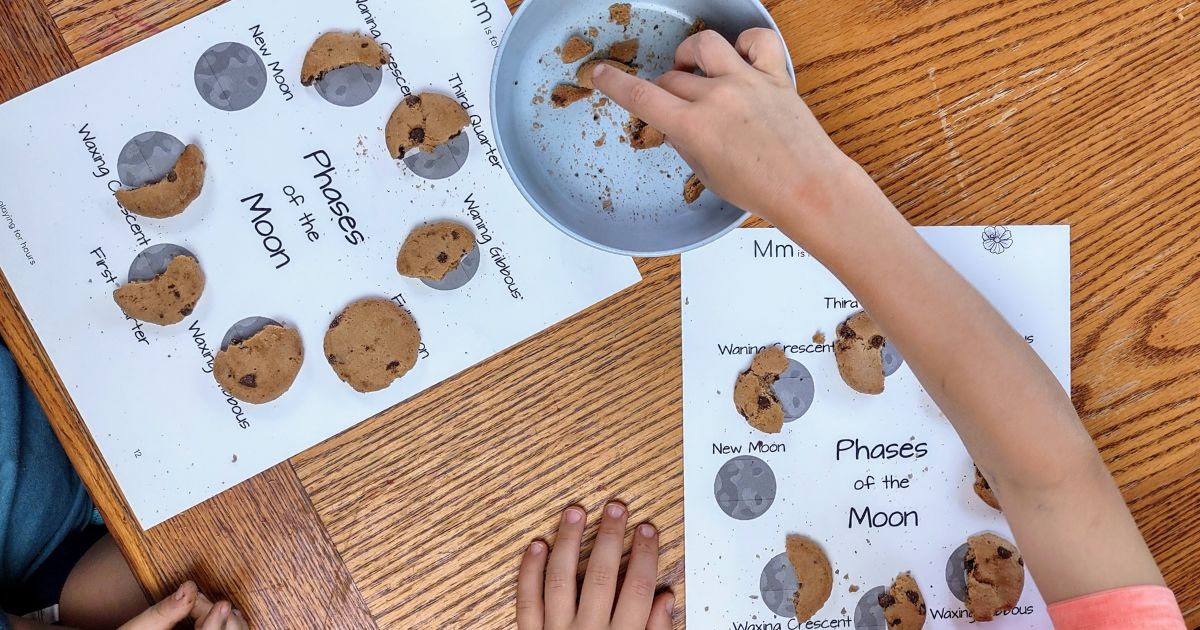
[218, 602, 231, 617]
[606, 502, 626, 518]
[529, 540, 546, 555]
[233, 608, 243, 618]
[564, 507, 584, 523]
[593, 63, 607, 79]
[173, 586, 186, 601]
[639, 523, 656, 538]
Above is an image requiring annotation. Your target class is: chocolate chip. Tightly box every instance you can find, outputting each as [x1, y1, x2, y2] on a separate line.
[361, 42, 369, 48]
[327, 354, 339, 364]
[878, 593, 896, 608]
[409, 127, 426, 144]
[386, 360, 401, 370]
[757, 395, 771, 410]
[437, 252, 449, 263]
[230, 338, 242, 346]
[837, 323, 857, 339]
[551, 94, 567, 106]
[329, 316, 341, 329]
[997, 547, 1013, 559]
[405, 95, 422, 108]
[167, 284, 176, 290]
[906, 590, 919, 604]
[179, 306, 193, 316]
[890, 620, 902, 627]
[172, 290, 181, 299]
[1018, 556, 1024, 566]
[965, 558, 976, 573]
[397, 147, 407, 159]
[869, 335, 885, 348]
[239, 374, 257, 388]
[919, 604, 926, 615]
[167, 171, 178, 183]
[451, 231, 460, 240]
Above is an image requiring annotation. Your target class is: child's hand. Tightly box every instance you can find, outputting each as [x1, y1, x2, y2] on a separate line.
[517, 504, 674, 630]
[118, 581, 247, 630]
[593, 29, 857, 226]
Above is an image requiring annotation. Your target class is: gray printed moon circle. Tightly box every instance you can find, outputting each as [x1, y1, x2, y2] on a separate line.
[853, 585, 888, 630]
[221, 317, 282, 351]
[759, 552, 799, 617]
[713, 455, 776, 520]
[194, 42, 268, 112]
[882, 341, 905, 377]
[945, 543, 970, 602]
[404, 133, 471, 180]
[422, 243, 481, 291]
[315, 64, 383, 107]
[127, 244, 196, 282]
[118, 132, 185, 188]
[774, 359, 815, 422]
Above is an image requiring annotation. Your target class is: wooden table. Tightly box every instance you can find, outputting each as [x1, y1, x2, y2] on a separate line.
[2, 0, 1198, 627]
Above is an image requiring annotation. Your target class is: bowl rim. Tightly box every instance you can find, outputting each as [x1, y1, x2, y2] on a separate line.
[490, 0, 795, 258]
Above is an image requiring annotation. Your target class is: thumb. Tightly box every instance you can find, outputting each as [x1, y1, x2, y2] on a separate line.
[593, 64, 688, 138]
[119, 582, 197, 630]
[646, 591, 675, 630]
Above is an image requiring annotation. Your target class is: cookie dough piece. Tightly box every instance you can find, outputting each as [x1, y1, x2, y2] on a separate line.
[834, 311, 886, 395]
[576, 59, 636, 89]
[551, 84, 594, 108]
[733, 346, 789, 433]
[609, 38, 640, 64]
[397, 221, 475, 281]
[974, 466, 1002, 511]
[965, 533, 1025, 622]
[324, 299, 420, 393]
[879, 573, 926, 630]
[114, 144, 205, 219]
[301, 32, 390, 86]
[609, 3, 632, 26]
[561, 36, 594, 63]
[786, 535, 833, 623]
[626, 116, 666, 150]
[688, 18, 709, 37]
[385, 93, 469, 159]
[214, 325, 304, 404]
[112, 255, 204, 326]
[684, 174, 706, 204]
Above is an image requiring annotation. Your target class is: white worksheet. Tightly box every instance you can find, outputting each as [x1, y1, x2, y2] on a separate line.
[0, 0, 641, 528]
[682, 227, 1069, 629]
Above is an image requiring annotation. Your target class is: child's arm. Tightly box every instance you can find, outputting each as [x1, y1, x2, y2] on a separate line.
[594, 29, 1166, 602]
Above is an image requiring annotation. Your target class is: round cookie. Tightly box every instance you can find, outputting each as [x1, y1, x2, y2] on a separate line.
[301, 31, 390, 86]
[965, 533, 1025, 621]
[113, 255, 204, 326]
[397, 221, 475, 281]
[575, 59, 636, 89]
[214, 325, 304, 404]
[114, 144, 205, 219]
[879, 573, 926, 630]
[785, 534, 833, 623]
[385, 93, 469, 159]
[324, 299, 420, 393]
[974, 466, 1002, 511]
[834, 311, 886, 395]
[733, 346, 789, 434]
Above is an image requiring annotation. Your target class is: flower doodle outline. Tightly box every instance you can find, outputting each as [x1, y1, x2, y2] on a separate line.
[982, 226, 1014, 254]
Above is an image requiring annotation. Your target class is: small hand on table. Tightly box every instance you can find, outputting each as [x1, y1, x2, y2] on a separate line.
[118, 581, 247, 630]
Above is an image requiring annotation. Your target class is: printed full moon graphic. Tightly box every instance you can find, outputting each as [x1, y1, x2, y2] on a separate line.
[713, 455, 776, 520]
[404, 132, 471, 180]
[759, 552, 799, 617]
[315, 64, 383, 107]
[853, 585, 888, 630]
[423, 244, 480, 291]
[194, 42, 268, 112]
[118, 131, 185, 188]
[882, 341, 905, 377]
[128, 244, 196, 282]
[774, 359, 815, 422]
[945, 542, 970, 602]
[221, 317, 281, 351]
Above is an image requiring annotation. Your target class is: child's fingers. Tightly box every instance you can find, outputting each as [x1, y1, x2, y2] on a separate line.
[196, 601, 231, 630]
[674, 30, 750, 77]
[544, 506, 586, 628]
[610, 523, 660, 629]
[645, 591, 676, 630]
[516, 541, 548, 630]
[734, 28, 791, 80]
[594, 66, 689, 137]
[654, 71, 711, 102]
[119, 582, 196, 630]
[577, 502, 629, 622]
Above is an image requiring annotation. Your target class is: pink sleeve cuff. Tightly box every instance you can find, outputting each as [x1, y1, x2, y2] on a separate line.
[1048, 585, 1187, 630]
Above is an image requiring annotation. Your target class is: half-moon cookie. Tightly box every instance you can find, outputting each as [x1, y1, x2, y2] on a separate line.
[214, 325, 304, 404]
[733, 346, 789, 433]
[684, 174, 706, 204]
[834, 311, 886, 395]
[386, 93, 470, 159]
[114, 144, 205, 219]
[301, 32, 390, 86]
[974, 466, 1002, 511]
[324, 299, 420, 393]
[112, 254, 204, 326]
[965, 533, 1025, 622]
[398, 221, 475, 281]
[786, 535, 833, 623]
[879, 573, 926, 630]
[576, 59, 636, 89]
[626, 116, 666, 150]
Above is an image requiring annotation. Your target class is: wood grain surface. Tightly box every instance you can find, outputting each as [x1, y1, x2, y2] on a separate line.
[2, 0, 1199, 628]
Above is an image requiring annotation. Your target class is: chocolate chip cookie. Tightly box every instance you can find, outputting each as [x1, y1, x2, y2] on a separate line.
[733, 346, 789, 434]
[626, 116, 666, 150]
[560, 36, 594, 63]
[324, 299, 420, 393]
[974, 466, 1002, 511]
[684, 174, 705, 204]
[879, 573, 926, 629]
[965, 533, 1025, 621]
[834, 311, 886, 395]
[786, 535, 833, 623]
[386, 93, 469, 159]
[551, 84, 594, 108]
[397, 221, 475, 281]
[609, 38, 640, 64]
[112, 254, 204, 326]
[214, 325, 304, 404]
[301, 32, 390, 86]
[114, 144, 205, 219]
[609, 3, 632, 26]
